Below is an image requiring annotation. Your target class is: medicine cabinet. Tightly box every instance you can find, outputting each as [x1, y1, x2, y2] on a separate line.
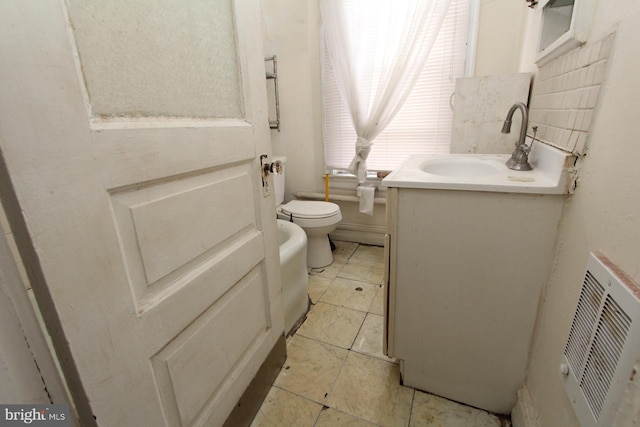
[535, 0, 595, 65]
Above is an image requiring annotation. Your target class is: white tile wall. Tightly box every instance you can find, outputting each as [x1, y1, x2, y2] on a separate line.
[529, 33, 614, 154]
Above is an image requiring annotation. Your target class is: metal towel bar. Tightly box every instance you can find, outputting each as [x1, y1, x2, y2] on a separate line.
[265, 55, 280, 131]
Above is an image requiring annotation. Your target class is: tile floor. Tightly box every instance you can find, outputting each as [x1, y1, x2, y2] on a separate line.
[251, 242, 509, 427]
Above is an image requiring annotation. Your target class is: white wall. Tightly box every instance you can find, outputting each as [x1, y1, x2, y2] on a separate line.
[475, 0, 528, 76]
[261, 0, 325, 203]
[523, 1, 640, 425]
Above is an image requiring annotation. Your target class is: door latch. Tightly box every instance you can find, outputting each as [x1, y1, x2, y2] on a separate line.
[259, 154, 284, 197]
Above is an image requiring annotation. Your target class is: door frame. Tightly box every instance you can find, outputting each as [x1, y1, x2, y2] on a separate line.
[0, 153, 91, 426]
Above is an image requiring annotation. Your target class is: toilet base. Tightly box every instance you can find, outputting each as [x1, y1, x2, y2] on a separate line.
[306, 234, 334, 268]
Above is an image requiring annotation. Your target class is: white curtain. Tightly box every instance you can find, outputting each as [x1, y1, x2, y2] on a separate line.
[320, 0, 451, 183]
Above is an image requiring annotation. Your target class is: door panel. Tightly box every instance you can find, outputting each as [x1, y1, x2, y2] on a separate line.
[110, 164, 256, 294]
[95, 122, 254, 190]
[0, 1, 283, 426]
[65, 0, 244, 119]
[152, 266, 270, 427]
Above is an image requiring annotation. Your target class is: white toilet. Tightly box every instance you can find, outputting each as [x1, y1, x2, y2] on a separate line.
[273, 157, 342, 268]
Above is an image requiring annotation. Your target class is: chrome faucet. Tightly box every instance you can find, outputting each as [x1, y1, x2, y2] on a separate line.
[501, 102, 533, 171]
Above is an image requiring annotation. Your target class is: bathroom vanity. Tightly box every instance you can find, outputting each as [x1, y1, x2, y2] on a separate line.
[382, 140, 573, 414]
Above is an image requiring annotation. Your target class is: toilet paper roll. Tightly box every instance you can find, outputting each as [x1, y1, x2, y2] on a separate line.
[357, 186, 375, 216]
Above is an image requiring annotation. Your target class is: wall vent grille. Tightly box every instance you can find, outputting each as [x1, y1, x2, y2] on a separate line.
[562, 253, 640, 427]
[564, 272, 604, 377]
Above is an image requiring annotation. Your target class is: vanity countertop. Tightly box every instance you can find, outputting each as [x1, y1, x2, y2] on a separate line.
[381, 139, 575, 195]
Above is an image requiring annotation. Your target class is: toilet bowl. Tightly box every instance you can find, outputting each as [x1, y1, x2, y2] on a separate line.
[273, 156, 342, 268]
[277, 200, 342, 268]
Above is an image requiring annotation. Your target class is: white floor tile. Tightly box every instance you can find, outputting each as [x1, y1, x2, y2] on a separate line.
[296, 302, 365, 349]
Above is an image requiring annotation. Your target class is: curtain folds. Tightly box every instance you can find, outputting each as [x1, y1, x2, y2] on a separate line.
[320, 0, 451, 183]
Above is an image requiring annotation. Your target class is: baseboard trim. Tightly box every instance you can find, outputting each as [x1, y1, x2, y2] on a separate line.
[223, 334, 286, 427]
[511, 386, 539, 427]
[331, 222, 386, 246]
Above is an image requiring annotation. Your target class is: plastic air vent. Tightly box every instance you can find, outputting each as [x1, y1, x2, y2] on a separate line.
[562, 253, 640, 427]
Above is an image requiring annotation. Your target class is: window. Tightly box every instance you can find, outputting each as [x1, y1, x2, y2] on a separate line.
[322, 0, 471, 172]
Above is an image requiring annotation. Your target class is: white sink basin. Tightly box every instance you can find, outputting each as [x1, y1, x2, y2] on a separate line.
[420, 157, 501, 178]
[381, 139, 575, 195]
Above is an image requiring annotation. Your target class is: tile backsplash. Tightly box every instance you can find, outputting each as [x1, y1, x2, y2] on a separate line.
[528, 33, 614, 155]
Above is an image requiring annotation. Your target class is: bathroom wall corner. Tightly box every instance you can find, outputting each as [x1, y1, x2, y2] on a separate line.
[511, 386, 540, 427]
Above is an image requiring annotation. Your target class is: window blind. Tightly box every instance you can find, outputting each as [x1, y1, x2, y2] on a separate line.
[322, 0, 470, 172]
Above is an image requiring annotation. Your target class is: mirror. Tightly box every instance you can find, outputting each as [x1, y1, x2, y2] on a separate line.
[539, 0, 574, 52]
[535, 0, 593, 65]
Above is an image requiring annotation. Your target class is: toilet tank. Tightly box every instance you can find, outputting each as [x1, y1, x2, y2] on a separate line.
[272, 156, 286, 206]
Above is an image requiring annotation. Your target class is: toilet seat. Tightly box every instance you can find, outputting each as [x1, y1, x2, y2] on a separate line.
[277, 200, 342, 229]
[280, 200, 340, 219]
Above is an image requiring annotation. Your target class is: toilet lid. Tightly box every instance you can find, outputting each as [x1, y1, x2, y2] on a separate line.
[280, 200, 340, 219]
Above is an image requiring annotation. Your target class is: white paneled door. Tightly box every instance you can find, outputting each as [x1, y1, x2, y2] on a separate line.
[0, 1, 283, 426]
